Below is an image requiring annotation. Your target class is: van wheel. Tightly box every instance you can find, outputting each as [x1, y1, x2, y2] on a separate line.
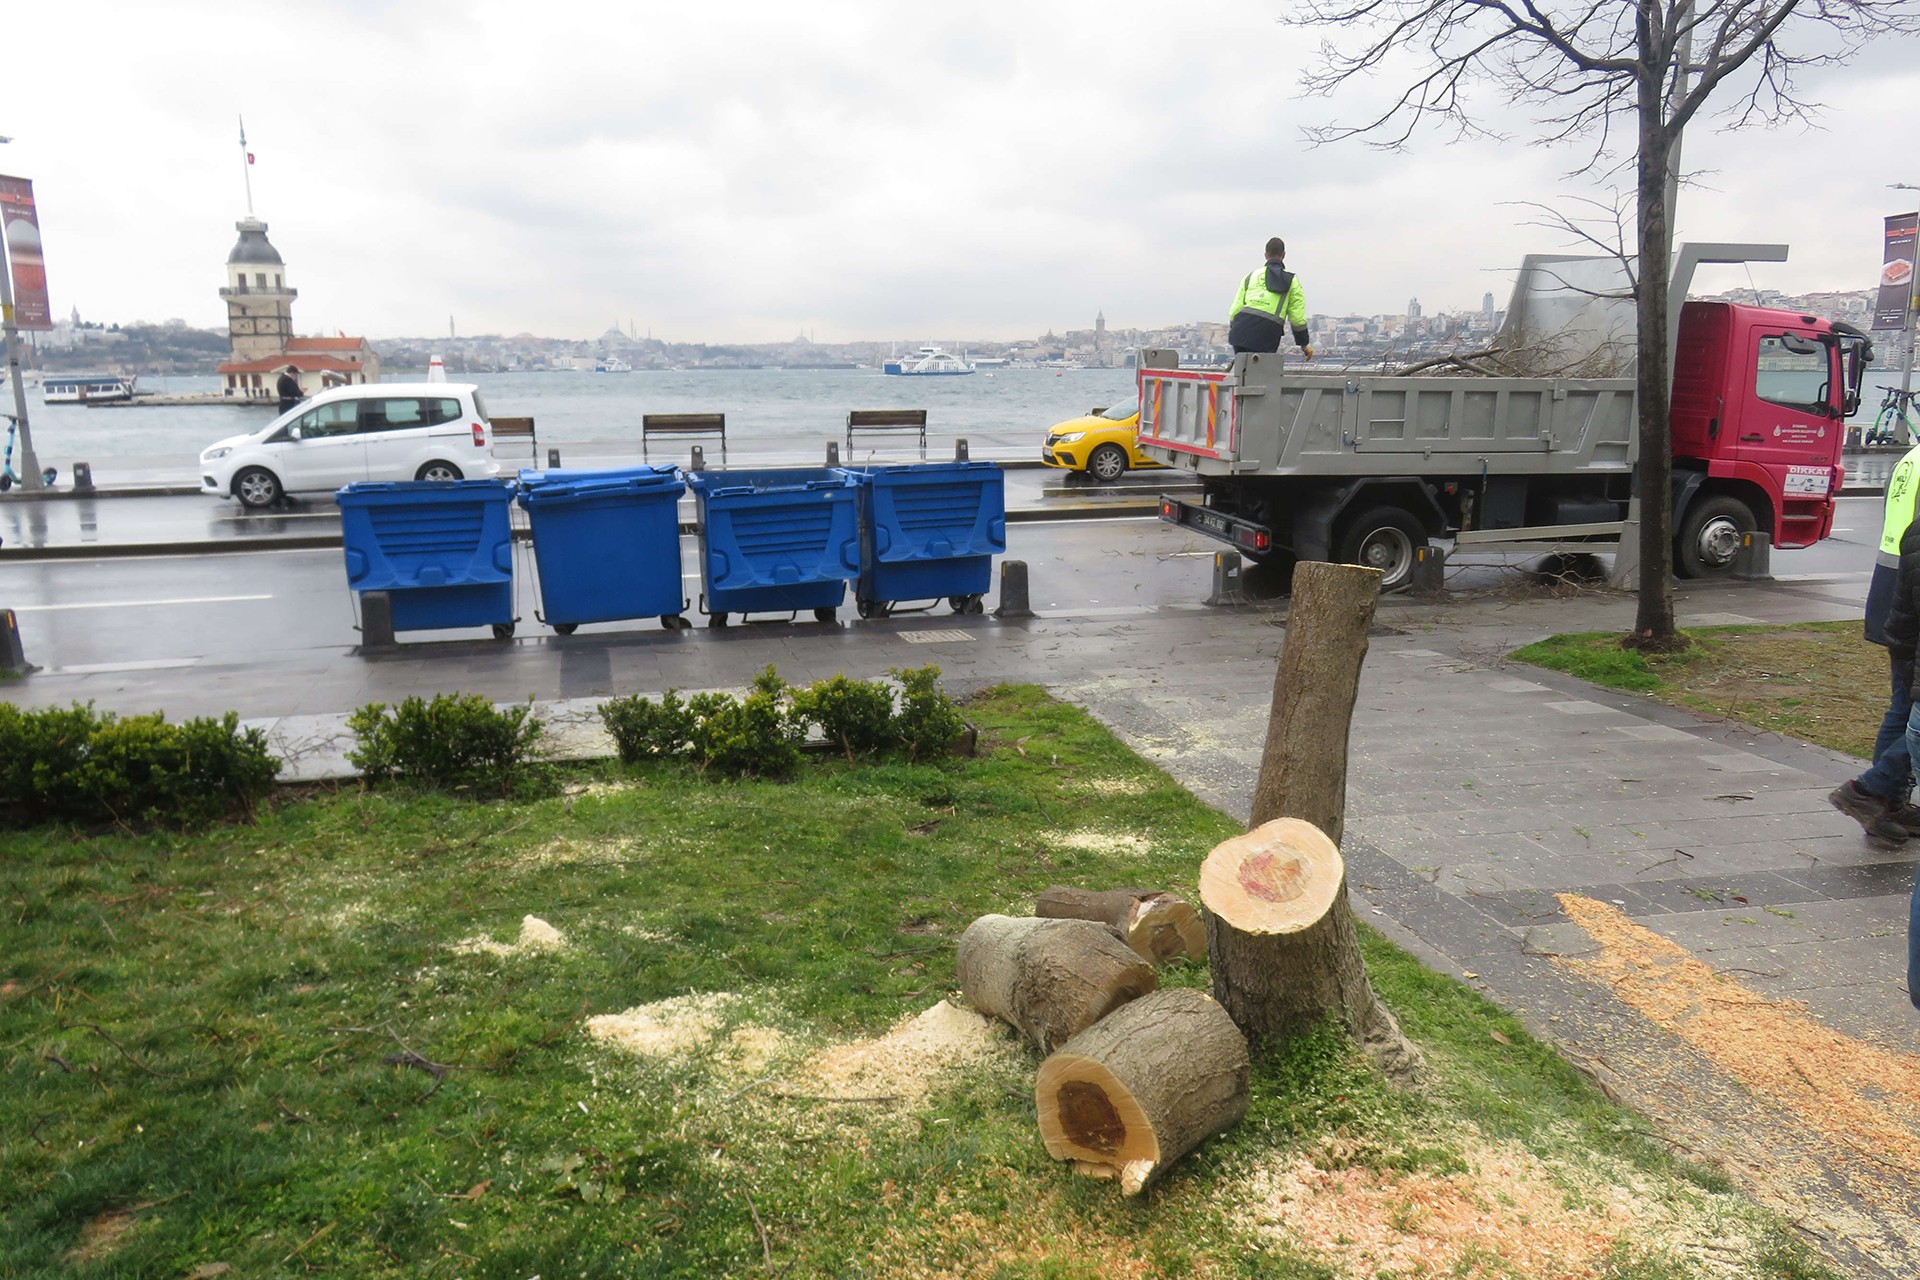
[1088, 444, 1128, 483]
[1675, 495, 1755, 579]
[234, 467, 283, 509]
[1336, 506, 1425, 592]
[417, 461, 463, 483]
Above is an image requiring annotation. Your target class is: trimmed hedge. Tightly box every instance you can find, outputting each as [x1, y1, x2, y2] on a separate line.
[347, 693, 548, 797]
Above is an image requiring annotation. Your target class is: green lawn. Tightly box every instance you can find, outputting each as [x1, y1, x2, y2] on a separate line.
[0, 687, 1832, 1278]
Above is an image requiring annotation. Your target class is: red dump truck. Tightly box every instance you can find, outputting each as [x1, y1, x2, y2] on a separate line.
[1143, 243, 1873, 588]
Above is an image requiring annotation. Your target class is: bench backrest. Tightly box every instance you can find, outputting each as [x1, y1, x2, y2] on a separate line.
[846, 409, 927, 455]
[642, 412, 726, 460]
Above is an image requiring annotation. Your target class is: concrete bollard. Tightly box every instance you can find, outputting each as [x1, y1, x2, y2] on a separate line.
[1733, 531, 1774, 581]
[689, 445, 707, 472]
[825, 440, 841, 467]
[1411, 544, 1447, 598]
[955, 438, 970, 462]
[72, 462, 94, 493]
[1205, 550, 1247, 606]
[993, 559, 1035, 619]
[1, 608, 40, 676]
[546, 448, 562, 469]
[359, 591, 397, 649]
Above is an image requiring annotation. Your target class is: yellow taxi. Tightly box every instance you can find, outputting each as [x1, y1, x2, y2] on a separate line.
[1040, 398, 1165, 483]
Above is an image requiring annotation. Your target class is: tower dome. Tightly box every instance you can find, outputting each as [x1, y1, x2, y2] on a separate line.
[228, 217, 284, 266]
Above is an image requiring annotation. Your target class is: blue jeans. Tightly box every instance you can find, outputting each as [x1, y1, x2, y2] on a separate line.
[1860, 652, 1914, 800]
[1901, 703, 1920, 1010]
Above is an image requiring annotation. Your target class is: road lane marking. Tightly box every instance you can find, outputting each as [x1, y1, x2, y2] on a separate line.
[56, 658, 203, 674]
[12, 594, 274, 612]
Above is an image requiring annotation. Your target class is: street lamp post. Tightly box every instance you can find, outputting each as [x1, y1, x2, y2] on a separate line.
[0, 136, 45, 491]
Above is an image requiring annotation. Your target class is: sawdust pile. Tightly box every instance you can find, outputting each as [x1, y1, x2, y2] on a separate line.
[517, 836, 639, 867]
[1556, 894, 1920, 1188]
[1039, 828, 1154, 858]
[586, 992, 740, 1058]
[794, 1000, 1018, 1104]
[1082, 777, 1157, 797]
[454, 914, 567, 956]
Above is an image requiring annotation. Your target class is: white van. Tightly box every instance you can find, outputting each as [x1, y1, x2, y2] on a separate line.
[199, 383, 502, 508]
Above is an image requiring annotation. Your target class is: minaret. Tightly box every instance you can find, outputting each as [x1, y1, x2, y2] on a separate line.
[220, 217, 297, 363]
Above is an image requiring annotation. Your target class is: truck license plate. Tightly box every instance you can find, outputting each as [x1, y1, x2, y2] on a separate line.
[1194, 510, 1230, 535]
[1784, 467, 1830, 497]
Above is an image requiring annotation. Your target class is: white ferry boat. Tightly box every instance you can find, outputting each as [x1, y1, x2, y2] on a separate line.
[595, 356, 633, 373]
[883, 346, 975, 377]
[44, 374, 137, 403]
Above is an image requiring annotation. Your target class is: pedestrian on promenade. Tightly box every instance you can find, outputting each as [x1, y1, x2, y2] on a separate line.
[1870, 518, 1920, 1007]
[1229, 237, 1314, 360]
[1831, 437, 1920, 846]
[275, 366, 302, 412]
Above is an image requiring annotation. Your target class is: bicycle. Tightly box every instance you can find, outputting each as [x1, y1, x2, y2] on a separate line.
[0, 413, 58, 492]
[1865, 385, 1920, 447]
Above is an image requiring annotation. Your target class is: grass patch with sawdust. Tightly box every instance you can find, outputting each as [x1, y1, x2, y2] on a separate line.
[0, 686, 1834, 1279]
[1512, 620, 1885, 758]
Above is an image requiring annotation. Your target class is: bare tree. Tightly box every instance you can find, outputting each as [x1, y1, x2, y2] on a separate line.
[1287, 0, 1919, 650]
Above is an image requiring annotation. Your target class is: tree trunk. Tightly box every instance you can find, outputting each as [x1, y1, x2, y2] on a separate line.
[1034, 987, 1249, 1196]
[1629, 44, 1682, 651]
[1035, 887, 1207, 964]
[1228, 561, 1422, 1082]
[955, 914, 1157, 1053]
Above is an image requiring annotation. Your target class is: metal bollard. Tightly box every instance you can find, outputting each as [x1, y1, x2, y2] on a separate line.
[1205, 550, 1247, 606]
[72, 462, 94, 493]
[993, 559, 1035, 619]
[689, 445, 706, 472]
[955, 438, 970, 462]
[359, 591, 397, 649]
[825, 441, 840, 467]
[546, 448, 562, 469]
[1733, 531, 1773, 581]
[1411, 544, 1447, 597]
[1, 608, 39, 676]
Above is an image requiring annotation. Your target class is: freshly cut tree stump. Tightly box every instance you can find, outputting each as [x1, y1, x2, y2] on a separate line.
[1035, 987, 1249, 1196]
[956, 915, 1157, 1053]
[1034, 887, 1207, 964]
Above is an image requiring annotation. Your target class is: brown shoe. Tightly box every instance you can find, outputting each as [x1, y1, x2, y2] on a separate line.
[1830, 781, 1909, 843]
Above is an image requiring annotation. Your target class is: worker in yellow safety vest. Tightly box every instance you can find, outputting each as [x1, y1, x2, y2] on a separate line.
[1830, 438, 1920, 844]
[1228, 237, 1313, 360]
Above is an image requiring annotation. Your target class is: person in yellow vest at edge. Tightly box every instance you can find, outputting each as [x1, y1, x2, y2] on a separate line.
[1228, 237, 1313, 360]
[1830, 437, 1920, 852]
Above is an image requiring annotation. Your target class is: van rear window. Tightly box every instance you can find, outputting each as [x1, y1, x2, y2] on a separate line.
[471, 393, 489, 421]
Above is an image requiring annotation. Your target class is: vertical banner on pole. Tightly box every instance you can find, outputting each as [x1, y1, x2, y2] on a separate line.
[1873, 213, 1918, 332]
[0, 175, 51, 331]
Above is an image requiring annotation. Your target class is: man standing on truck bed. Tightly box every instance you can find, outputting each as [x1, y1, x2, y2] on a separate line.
[1228, 237, 1313, 360]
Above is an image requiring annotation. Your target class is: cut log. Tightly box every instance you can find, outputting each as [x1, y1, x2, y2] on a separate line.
[955, 914, 1157, 1053]
[1035, 987, 1249, 1196]
[1034, 887, 1207, 964]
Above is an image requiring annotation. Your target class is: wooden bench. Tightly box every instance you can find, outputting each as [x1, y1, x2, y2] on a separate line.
[846, 408, 927, 457]
[491, 416, 537, 460]
[642, 412, 727, 462]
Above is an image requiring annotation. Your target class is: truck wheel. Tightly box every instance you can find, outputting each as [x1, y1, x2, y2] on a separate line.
[1088, 444, 1128, 483]
[1675, 495, 1755, 579]
[1336, 506, 1425, 591]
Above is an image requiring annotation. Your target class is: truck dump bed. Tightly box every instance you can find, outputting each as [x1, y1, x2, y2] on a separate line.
[1135, 349, 1637, 479]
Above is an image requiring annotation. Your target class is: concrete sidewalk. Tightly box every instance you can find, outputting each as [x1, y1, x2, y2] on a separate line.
[172, 569, 1916, 1276]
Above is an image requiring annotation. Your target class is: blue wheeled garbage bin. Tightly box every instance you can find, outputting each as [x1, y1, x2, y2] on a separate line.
[685, 468, 860, 626]
[515, 465, 688, 633]
[337, 480, 518, 637]
[848, 461, 1006, 616]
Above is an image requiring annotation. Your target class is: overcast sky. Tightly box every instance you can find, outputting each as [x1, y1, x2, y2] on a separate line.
[7, 1, 1919, 343]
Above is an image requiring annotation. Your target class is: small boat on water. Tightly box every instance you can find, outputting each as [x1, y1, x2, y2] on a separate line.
[595, 356, 633, 373]
[44, 373, 137, 404]
[883, 346, 975, 377]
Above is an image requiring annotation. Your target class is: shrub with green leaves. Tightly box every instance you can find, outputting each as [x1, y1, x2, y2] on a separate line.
[686, 667, 806, 778]
[892, 664, 967, 761]
[599, 688, 696, 763]
[347, 693, 547, 796]
[791, 673, 900, 762]
[0, 702, 278, 828]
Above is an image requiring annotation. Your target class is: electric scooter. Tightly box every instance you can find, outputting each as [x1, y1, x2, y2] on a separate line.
[0, 413, 56, 491]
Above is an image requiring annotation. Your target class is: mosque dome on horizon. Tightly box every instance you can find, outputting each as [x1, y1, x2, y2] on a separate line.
[228, 217, 284, 267]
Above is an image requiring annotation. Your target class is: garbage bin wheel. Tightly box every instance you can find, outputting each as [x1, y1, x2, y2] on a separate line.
[710, 612, 730, 629]
[950, 594, 985, 615]
[813, 607, 838, 623]
[661, 614, 692, 631]
[492, 622, 516, 640]
[856, 599, 893, 619]
[553, 623, 578, 635]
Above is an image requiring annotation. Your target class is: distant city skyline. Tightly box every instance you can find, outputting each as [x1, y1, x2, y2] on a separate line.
[7, 1, 1918, 344]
